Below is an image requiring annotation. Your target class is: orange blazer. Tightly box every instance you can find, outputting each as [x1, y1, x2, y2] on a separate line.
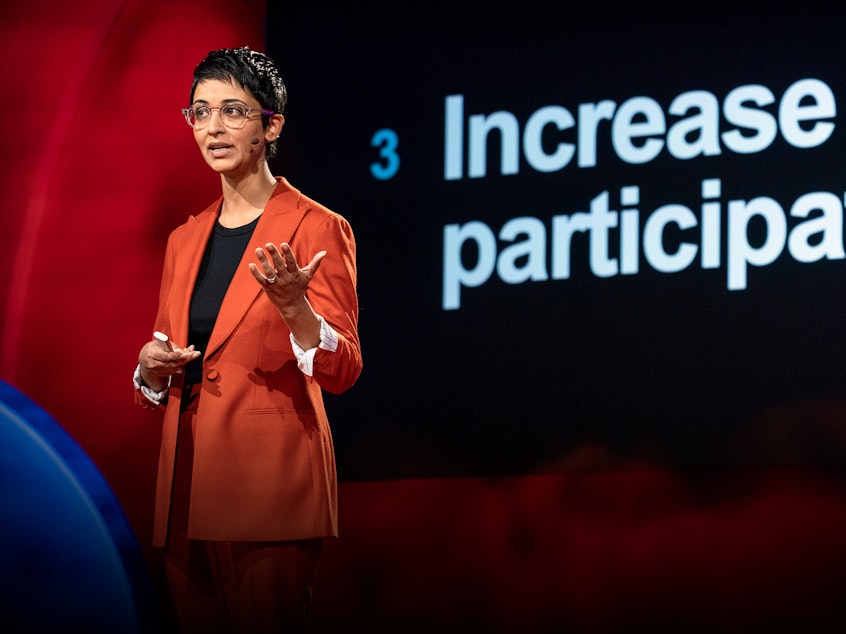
[136, 177, 362, 547]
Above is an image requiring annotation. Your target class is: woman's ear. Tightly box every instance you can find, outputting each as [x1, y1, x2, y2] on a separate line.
[267, 114, 285, 141]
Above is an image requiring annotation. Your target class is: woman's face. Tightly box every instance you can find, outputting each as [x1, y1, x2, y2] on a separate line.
[189, 78, 278, 178]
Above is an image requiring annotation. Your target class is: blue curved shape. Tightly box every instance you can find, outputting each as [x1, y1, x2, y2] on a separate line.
[0, 379, 160, 632]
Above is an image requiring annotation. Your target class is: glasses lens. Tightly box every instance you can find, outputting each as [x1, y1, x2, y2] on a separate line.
[221, 105, 248, 128]
[183, 106, 210, 128]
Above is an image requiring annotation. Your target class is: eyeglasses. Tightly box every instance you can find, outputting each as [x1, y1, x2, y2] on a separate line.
[182, 103, 274, 130]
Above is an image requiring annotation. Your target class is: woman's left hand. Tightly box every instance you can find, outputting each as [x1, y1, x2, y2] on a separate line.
[249, 242, 325, 308]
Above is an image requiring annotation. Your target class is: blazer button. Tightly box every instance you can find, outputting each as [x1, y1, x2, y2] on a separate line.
[206, 369, 220, 382]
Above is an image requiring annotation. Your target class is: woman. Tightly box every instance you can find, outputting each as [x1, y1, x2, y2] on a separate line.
[132, 46, 362, 632]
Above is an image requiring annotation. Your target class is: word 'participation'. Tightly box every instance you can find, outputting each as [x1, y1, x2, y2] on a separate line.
[443, 180, 845, 309]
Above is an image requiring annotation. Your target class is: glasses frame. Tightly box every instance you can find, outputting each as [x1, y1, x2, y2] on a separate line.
[181, 103, 275, 130]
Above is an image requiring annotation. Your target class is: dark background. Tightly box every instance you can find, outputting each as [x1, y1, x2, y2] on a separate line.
[268, 5, 846, 479]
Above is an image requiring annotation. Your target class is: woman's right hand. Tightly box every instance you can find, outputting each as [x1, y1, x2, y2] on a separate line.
[137, 337, 201, 391]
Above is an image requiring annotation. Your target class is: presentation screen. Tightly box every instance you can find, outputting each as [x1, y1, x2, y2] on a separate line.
[267, 7, 846, 479]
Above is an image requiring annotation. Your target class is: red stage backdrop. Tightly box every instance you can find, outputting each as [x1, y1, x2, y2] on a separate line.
[2, 2, 846, 632]
[0, 0, 265, 626]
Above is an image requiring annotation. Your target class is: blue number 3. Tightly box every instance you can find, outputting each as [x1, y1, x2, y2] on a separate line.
[370, 128, 400, 180]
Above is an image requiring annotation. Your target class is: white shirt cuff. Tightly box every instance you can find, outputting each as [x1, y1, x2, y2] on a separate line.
[133, 364, 170, 404]
[290, 314, 338, 376]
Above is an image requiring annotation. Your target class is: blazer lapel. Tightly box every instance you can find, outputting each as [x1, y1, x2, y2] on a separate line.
[204, 179, 309, 360]
[170, 201, 220, 349]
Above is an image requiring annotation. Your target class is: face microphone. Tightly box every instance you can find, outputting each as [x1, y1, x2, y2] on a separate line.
[251, 138, 261, 145]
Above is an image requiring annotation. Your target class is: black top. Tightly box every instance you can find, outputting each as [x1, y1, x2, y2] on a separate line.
[184, 215, 260, 385]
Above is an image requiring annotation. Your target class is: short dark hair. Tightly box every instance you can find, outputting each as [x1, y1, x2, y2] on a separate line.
[190, 46, 287, 158]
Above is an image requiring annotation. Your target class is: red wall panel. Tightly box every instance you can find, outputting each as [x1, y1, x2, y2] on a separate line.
[0, 0, 265, 622]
